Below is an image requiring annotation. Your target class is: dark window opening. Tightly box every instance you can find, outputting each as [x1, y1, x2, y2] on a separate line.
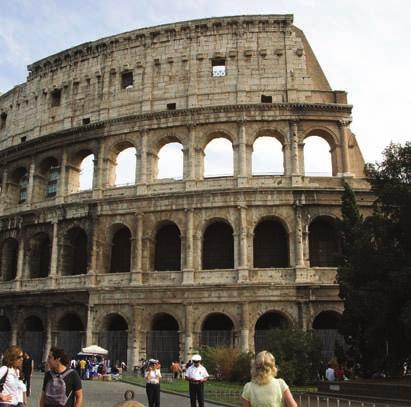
[166, 103, 176, 110]
[201, 313, 234, 347]
[19, 173, 28, 204]
[152, 314, 179, 331]
[29, 234, 51, 278]
[0, 112, 7, 129]
[82, 117, 90, 125]
[212, 58, 226, 77]
[313, 311, 341, 330]
[51, 89, 61, 107]
[1, 238, 18, 281]
[309, 219, 340, 267]
[21, 136, 27, 143]
[261, 95, 272, 103]
[202, 222, 234, 269]
[62, 227, 88, 276]
[121, 71, 134, 88]
[253, 220, 288, 267]
[110, 227, 131, 273]
[46, 166, 59, 197]
[154, 224, 181, 271]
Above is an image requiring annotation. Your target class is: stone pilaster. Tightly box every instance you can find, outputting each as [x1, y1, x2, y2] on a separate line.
[131, 213, 143, 284]
[49, 221, 59, 286]
[26, 160, 35, 205]
[237, 205, 249, 282]
[184, 303, 193, 361]
[240, 302, 250, 352]
[183, 208, 194, 284]
[338, 119, 352, 175]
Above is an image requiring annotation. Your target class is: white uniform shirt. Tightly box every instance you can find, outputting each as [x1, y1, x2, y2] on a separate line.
[0, 366, 20, 405]
[186, 364, 209, 382]
[325, 367, 335, 381]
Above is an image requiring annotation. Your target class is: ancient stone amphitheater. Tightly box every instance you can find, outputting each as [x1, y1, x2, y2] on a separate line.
[0, 15, 371, 368]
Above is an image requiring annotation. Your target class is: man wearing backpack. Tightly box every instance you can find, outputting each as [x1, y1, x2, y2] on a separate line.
[40, 347, 83, 407]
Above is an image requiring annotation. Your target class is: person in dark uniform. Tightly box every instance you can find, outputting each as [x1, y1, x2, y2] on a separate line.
[22, 352, 33, 397]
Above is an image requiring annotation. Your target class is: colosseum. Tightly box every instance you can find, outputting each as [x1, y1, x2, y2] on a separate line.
[0, 14, 372, 368]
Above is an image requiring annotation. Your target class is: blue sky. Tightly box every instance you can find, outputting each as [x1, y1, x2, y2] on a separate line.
[1, 0, 410, 165]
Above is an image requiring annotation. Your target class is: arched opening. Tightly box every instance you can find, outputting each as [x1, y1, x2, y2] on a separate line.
[254, 312, 290, 353]
[201, 313, 234, 347]
[62, 227, 88, 276]
[154, 223, 181, 271]
[252, 136, 284, 175]
[147, 313, 179, 367]
[157, 142, 183, 180]
[110, 226, 131, 273]
[38, 157, 59, 199]
[115, 147, 136, 186]
[1, 238, 18, 281]
[8, 167, 28, 205]
[22, 316, 44, 368]
[99, 314, 128, 367]
[202, 222, 234, 270]
[313, 311, 344, 360]
[0, 316, 11, 353]
[204, 138, 233, 177]
[253, 220, 288, 267]
[79, 154, 94, 191]
[309, 217, 340, 267]
[29, 233, 51, 279]
[304, 136, 333, 176]
[56, 313, 85, 359]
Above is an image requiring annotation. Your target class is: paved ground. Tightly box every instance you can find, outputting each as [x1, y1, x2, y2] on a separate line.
[27, 372, 226, 407]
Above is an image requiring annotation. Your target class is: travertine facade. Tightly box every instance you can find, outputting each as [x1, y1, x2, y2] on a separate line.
[0, 15, 372, 367]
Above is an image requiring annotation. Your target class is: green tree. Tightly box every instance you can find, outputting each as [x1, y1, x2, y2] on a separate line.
[338, 142, 411, 377]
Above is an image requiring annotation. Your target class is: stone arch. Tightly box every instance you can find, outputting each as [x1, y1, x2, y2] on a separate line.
[253, 218, 289, 267]
[157, 142, 184, 180]
[109, 224, 132, 273]
[107, 140, 137, 187]
[8, 167, 28, 204]
[56, 312, 85, 359]
[0, 316, 11, 353]
[203, 132, 234, 177]
[67, 149, 95, 193]
[22, 315, 45, 368]
[154, 222, 181, 271]
[252, 133, 285, 175]
[312, 310, 344, 361]
[147, 313, 180, 367]
[37, 156, 60, 199]
[303, 128, 338, 176]
[29, 232, 51, 278]
[0, 237, 18, 281]
[254, 310, 291, 353]
[200, 312, 235, 348]
[309, 216, 340, 267]
[99, 313, 128, 366]
[202, 220, 234, 270]
[62, 227, 88, 276]
[252, 128, 287, 145]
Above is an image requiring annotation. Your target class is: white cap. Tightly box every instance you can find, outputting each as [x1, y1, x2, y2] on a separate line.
[191, 354, 202, 362]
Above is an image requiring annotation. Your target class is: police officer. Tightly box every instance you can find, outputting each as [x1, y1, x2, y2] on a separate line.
[185, 354, 209, 407]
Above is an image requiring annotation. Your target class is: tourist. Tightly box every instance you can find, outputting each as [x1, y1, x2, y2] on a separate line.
[0, 345, 24, 406]
[21, 352, 33, 397]
[335, 365, 346, 381]
[185, 354, 209, 407]
[40, 347, 83, 407]
[241, 350, 297, 407]
[325, 363, 335, 381]
[170, 361, 182, 379]
[144, 359, 161, 407]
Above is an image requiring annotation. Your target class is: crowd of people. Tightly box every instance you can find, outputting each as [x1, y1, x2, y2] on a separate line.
[0, 346, 299, 407]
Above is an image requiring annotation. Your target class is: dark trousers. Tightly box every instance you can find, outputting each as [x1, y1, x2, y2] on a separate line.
[146, 383, 160, 407]
[189, 382, 204, 407]
[23, 374, 31, 396]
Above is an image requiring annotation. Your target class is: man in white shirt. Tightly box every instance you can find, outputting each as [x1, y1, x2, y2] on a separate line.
[325, 364, 335, 381]
[185, 354, 209, 407]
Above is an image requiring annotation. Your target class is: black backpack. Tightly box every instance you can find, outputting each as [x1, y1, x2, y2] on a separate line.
[0, 368, 8, 393]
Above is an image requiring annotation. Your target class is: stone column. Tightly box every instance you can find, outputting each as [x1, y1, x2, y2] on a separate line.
[11, 320, 18, 345]
[57, 148, 67, 202]
[93, 142, 105, 198]
[195, 148, 205, 180]
[184, 304, 193, 361]
[85, 305, 94, 346]
[240, 302, 250, 352]
[184, 125, 196, 181]
[193, 231, 202, 272]
[290, 120, 300, 176]
[129, 306, 143, 369]
[237, 205, 249, 282]
[26, 160, 36, 205]
[338, 119, 351, 175]
[0, 169, 8, 207]
[16, 237, 25, 281]
[294, 201, 304, 267]
[137, 130, 148, 193]
[131, 213, 143, 284]
[183, 209, 194, 284]
[49, 221, 59, 286]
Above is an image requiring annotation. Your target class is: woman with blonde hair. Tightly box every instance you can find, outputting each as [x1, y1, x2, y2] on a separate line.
[0, 345, 24, 406]
[241, 351, 297, 407]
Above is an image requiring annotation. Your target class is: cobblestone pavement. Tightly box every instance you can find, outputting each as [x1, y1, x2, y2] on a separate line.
[28, 372, 227, 407]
